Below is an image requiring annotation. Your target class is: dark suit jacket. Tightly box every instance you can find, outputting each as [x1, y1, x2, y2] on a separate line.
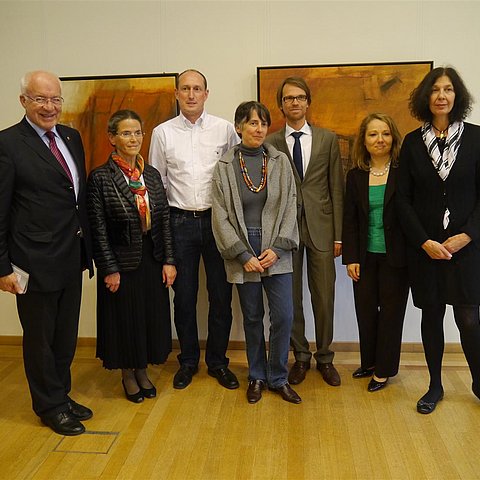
[87, 157, 175, 277]
[397, 122, 480, 306]
[266, 125, 344, 251]
[342, 167, 406, 268]
[0, 117, 93, 292]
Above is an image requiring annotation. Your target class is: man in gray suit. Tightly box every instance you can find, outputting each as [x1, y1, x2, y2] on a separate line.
[266, 76, 344, 386]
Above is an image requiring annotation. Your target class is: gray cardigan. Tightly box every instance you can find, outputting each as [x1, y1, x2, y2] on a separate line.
[212, 143, 299, 284]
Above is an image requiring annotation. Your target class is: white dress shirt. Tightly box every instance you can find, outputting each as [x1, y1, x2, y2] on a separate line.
[149, 110, 239, 211]
[285, 122, 312, 176]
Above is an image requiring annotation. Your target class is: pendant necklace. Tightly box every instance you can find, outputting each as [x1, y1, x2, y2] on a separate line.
[432, 124, 449, 140]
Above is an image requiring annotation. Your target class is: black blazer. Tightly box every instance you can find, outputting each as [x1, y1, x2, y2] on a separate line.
[342, 166, 406, 268]
[87, 157, 175, 277]
[397, 122, 480, 306]
[0, 117, 93, 291]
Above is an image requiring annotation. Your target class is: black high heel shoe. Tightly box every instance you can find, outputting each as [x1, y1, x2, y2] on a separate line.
[367, 377, 388, 392]
[134, 371, 157, 399]
[352, 367, 375, 379]
[122, 380, 144, 403]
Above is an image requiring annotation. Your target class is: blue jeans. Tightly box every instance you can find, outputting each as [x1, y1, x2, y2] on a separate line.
[236, 228, 293, 388]
[170, 209, 233, 369]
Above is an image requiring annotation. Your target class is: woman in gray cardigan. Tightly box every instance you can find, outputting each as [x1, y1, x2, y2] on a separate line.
[212, 101, 300, 404]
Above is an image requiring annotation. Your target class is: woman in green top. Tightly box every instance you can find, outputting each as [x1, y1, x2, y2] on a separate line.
[342, 113, 409, 392]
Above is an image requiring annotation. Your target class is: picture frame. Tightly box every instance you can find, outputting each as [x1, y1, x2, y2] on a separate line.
[60, 73, 178, 173]
[257, 61, 433, 172]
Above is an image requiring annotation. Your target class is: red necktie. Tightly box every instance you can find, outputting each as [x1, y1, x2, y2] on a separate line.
[45, 130, 73, 184]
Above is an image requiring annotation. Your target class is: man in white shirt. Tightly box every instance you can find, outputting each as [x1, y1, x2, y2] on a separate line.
[266, 76, 344, 387]
[149, 69, 239, 390]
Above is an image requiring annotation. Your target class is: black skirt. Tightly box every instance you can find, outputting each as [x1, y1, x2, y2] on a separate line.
[96, 233, 172, 369]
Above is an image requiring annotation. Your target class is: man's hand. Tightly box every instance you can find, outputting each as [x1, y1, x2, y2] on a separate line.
[0, 272, 22, 294]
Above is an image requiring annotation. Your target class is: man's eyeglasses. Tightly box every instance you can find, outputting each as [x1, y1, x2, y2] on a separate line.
[282, 95, 308, 104]
[116, 131, 144, 139]
[23, 95, 64, 106]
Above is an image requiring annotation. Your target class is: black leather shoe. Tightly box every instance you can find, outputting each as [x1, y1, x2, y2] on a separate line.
[367, 377, 388, 392]
[288, 361, 310, 385]
[246, 379, 266, 404]
[41, 411, 85, 436]
[122, 380, 144, 403]
[352, 367, 375, 379]
[68, 399, 93, 420]
[417, 389, 444, 414]
[173, 365, 198, 389]
[208, 367, 239, 389]
[271, 383, 302, 404]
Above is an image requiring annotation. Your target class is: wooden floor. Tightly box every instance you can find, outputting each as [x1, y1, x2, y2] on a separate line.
[1, 346, 479, 480]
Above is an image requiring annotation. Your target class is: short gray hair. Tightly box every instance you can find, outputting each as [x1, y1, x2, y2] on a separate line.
[20, 71, 62, 94]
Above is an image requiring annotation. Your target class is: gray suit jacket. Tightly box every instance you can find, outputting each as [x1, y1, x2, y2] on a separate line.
[266, 125, 344, 251]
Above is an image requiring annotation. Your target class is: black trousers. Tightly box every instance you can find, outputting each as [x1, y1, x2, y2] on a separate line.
[16, 275, 82, 418]
[353, 253, 409, 378]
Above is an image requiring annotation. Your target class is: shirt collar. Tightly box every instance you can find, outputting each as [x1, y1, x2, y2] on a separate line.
[179, 109, 207, 129]
[25, 116, 59, 139]
[285, 121, 311, 137]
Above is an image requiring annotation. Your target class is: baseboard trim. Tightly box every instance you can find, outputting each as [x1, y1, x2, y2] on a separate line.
[0, 336, 463, 353]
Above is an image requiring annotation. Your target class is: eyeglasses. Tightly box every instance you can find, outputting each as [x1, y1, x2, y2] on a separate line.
[116, 130, 144, 139]
[282, 95, 308, 104]
[23, 95, 64, 106]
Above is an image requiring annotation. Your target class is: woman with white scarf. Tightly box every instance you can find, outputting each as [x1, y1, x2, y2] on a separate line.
[397, 66, 480, 414]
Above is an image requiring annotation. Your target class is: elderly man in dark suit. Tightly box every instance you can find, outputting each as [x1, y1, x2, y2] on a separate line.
[0, 71, 94, 435]
[266, 76, 344, 387]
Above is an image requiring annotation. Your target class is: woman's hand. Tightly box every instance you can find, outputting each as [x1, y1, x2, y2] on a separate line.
[258, 249, 279, 269]
[442, 233, 472, 254]
[162, 265, 177, 287]
[104, 272, 121, 293]
[347, 263, 360, 282]
[421, 239, 452, 260]
[243, 256, 264, 273]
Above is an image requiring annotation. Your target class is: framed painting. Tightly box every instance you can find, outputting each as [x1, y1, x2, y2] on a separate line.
[60, 73, 178, 173]
[257, 61, 433, 172]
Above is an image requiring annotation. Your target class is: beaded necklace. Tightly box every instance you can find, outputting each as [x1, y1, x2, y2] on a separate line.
[238, 151, 267, 193]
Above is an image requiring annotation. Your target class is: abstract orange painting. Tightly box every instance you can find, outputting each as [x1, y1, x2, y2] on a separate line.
[60, 73, 177, 173]
[258, 62, 432, 172]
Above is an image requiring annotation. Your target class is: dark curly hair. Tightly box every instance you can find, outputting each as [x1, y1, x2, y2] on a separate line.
[409, 66, 473, 123]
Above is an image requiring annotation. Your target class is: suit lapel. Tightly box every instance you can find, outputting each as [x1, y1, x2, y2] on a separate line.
[19, 118, 70, 180]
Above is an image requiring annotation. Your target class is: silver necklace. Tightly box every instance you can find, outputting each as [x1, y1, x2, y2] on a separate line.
[370, 161, 390, 177]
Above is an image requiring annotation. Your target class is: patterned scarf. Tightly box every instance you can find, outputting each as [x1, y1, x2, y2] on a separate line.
[111, 152, 151, 233]
[422, 121, 464, 229]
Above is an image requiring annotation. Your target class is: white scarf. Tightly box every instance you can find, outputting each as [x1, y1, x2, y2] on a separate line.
[422, 121, 464, 228]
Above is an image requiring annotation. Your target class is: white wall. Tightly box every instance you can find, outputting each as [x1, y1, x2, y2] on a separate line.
[1, 0, 478, 343]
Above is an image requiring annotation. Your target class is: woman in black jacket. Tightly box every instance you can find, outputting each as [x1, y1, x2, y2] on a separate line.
[343, 113, 409, 392]
[397, 67, 480, 414]
[87, 110, 176, 403]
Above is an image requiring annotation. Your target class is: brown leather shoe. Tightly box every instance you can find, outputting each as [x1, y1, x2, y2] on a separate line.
[271, 383, 302, 404]
[288, 361, 310, 385]
[317, 362, 341, 386]
[246, 379, 266, 404]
